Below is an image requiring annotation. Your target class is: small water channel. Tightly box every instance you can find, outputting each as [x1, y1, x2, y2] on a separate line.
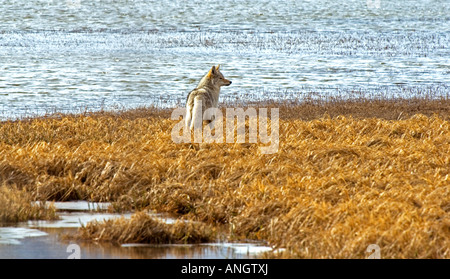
[0, 201, 276, 259]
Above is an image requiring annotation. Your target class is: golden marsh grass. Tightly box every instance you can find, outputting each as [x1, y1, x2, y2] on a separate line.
[74, 211, 216, 244]
[0, 185, 57, 223]
[0, 99, 449, 258]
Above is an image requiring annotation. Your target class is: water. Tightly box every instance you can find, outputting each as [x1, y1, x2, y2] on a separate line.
[0, 0, 448, 119]
[0, 201, 276, 259]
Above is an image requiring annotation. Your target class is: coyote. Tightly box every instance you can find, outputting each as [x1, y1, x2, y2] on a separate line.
[185, 65, 232, 130]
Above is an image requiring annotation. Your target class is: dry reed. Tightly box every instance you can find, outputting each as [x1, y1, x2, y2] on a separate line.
[0, 185, 57, 223]
[74, 211, 216, 244]
[0, 98, 449, 258]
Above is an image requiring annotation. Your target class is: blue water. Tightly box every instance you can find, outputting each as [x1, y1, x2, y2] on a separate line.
[0, 0, 449, 119]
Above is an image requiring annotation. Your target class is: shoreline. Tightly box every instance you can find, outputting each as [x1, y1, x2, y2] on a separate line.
[6, 96, 450, 123]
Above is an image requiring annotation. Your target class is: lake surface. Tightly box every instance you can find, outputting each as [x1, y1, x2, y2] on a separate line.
[0, 0, 448, 119]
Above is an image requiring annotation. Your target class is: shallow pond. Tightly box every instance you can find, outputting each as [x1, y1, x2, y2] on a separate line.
[0, 201, 276, 259]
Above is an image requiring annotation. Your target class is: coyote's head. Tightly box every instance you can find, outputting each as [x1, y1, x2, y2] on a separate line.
[206, 64, 232, 87]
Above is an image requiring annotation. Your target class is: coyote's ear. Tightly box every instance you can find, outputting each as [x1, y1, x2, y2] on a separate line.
[208, 66, 216, 77]
[216, 64, 220, 71]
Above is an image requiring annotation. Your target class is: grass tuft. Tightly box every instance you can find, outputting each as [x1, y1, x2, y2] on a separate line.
[74, 211, 216, 244]
[0, 185, 58, 223]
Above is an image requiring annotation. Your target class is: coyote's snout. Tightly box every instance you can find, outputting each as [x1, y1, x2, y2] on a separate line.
[185, 65, 231, 130]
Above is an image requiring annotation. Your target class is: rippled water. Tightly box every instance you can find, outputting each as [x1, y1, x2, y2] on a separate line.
[0, 0, 449, 119]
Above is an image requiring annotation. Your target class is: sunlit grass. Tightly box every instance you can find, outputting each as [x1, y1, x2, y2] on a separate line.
[0, 98, 448, 258]
[0, 185, 57, 223]
[74, 211, 216, 244]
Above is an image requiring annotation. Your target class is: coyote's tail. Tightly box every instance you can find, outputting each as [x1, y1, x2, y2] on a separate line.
[186, 98, 203, 131]
[191, 98, 203, 130]
[185, 106, 192, 130]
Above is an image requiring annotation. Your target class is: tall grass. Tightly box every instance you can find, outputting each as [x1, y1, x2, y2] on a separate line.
[0, 99, 448, 258]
